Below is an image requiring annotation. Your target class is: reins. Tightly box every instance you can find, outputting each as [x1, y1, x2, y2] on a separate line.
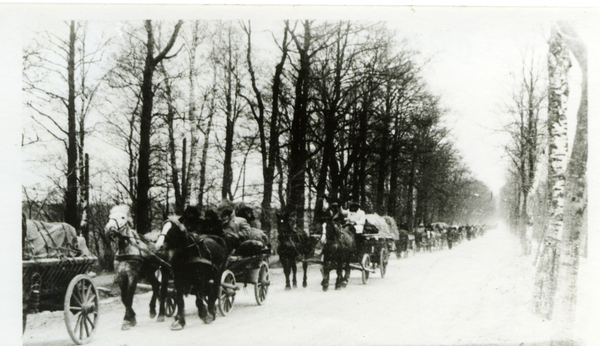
[109, 220, 172, 269]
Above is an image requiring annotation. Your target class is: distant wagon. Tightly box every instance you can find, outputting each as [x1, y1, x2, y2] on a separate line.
[22, 218, 99, 345]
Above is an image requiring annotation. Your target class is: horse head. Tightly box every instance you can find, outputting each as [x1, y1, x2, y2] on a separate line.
[105, 205, 134, 239]
[276, 211, 296, 238]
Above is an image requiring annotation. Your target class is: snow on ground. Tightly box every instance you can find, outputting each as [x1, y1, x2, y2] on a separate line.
[23, 225, 578, 346]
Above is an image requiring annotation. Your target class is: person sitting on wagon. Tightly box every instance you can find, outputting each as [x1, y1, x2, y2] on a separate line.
[346, 200, 366, 235]
[219, 207, 252, 253]
[347, 200, 367, 250]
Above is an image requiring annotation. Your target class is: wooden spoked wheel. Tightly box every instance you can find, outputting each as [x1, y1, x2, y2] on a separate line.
[254, 262, 269, 305]
[218, 270, 236, 316]
[64, 274, 99, 345]
[361, 253, 371, 284]
[380, 246, 389, 278]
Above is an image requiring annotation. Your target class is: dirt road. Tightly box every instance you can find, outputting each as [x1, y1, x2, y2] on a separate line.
[23, 227, 557, 346]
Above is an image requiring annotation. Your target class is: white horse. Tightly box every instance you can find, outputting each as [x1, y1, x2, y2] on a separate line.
[104, 205, 170, 330]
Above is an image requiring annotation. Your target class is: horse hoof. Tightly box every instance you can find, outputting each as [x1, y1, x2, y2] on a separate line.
[170, 321, 184, 331]
[157, 315, 165, 322]
[121, 321, 133, 331]
[285, 286, 291, 291]
[150, 311, 157, 319]
[293, 283, 297, 288]
[202, 313, 215, 324]
[322, 286, 328, 292]
[302, 282, 307, 288]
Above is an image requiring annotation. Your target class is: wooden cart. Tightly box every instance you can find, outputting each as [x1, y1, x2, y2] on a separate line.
[23, 256, 99, 345]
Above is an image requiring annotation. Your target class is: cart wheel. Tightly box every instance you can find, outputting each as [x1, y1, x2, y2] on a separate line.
[380, 246, 389, 278]
[64, 274, 99, 345]
[165, 290, 177, 317]
[254, 262, 269, 305]
[218, 270, 236, 316]
[361, 254, 370, 284]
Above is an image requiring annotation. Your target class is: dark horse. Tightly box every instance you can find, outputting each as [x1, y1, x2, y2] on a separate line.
[321, 211, 356, 291]
[155, 210, 228, 330]
[104, 205, 170, 330]
[276, 211, 319, 290]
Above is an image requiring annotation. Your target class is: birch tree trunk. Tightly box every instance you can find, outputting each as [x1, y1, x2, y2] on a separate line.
[550, 21, 587, 346]
[531, 24, 571, 321]
[185, 21, 202, 208]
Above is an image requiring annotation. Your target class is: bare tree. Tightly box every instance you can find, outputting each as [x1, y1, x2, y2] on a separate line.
[136, 20, 183, 234]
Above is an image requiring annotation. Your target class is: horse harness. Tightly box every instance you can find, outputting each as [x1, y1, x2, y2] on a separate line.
[110, 220, 171, 268]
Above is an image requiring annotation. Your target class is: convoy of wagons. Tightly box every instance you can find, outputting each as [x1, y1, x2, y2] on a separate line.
[22, 206, 487, 344]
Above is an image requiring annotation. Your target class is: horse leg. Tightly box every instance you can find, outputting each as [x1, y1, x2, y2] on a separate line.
[342, 258, 351, 287]
[120, 273, 138, 330]
[146, 267, 159, 319]
[302, 260, 308, 288]
[157, 268, 169, 322]
[321, 260, 330, 291]
[203, 277, 219, 324]
[171, 278, 186, 331]
[335, 261, 344, 290]
[291, 260, 298, 288]
[282, 258, 292, 290]
[196, 292, 209, 323]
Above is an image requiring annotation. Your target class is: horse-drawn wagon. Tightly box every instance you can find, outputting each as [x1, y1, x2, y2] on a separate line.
[217, 243, 271, 316]
[349, 215, 397, 283]
[23, 219, 99, 345]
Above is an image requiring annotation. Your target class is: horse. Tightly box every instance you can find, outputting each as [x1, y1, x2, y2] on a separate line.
[321, 210, 356, 291]
[276, 211, 319, 290]
[104, 205, 170, 330]
[155, 211, 228, 330]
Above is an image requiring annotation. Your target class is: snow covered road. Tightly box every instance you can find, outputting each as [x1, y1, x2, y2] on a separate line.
[23, 226, 559, 346]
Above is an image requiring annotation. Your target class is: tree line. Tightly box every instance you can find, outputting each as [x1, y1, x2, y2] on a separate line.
[22, 20, 494, 269]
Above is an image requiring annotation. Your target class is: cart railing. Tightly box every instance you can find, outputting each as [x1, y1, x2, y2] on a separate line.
[23, 256, 97, 311]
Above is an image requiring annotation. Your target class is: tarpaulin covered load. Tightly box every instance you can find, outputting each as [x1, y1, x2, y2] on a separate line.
[23, 219, 90, 259]
[363, 214, 399, 240]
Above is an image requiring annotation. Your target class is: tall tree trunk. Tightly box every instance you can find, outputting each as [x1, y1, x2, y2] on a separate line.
[406, 147, 417, 232]
[166, 92, 183, 214]
[198, 88, 215, 210]
[550, 22, 587, 346]
[136, 20, 182, 234]
[185, 21, 201, 209]
[65, 20, 78, 228]
[531, 24, 571, 320]
[288, 21, 312, 229]
[221, 27, 236, 201]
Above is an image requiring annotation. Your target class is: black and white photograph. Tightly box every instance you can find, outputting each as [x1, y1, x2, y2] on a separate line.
[2, 3, 598, 346]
